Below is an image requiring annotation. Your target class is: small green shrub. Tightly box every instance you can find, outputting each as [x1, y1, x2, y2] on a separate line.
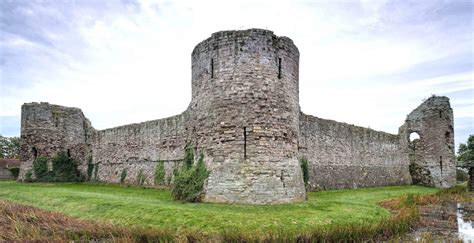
[8, 168, 20, 179]
[137, 169, 145, 186]
[52, 152, 82, 182]
[172, 153, 210, 202]
[87, 157, 94, 181]
[154, 161, 166, 186]
[300, 157, 309, 189]
[184, 144, 194, 170]
[33, 156, 52, 182]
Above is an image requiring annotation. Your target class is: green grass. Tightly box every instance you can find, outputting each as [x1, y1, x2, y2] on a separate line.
[0, 181, 438, 239]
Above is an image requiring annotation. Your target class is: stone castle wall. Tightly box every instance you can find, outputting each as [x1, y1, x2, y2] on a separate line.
[91, 112, 189, 185]
[18, 29, 457, 204]
[299, 113, 412, 190]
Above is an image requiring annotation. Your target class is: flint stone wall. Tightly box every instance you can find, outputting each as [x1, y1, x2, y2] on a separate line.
[299, 113, 412, 190]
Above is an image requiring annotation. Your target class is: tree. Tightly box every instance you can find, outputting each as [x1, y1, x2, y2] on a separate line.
[0, 135, 20, 159]
[458, 134, 474, 162]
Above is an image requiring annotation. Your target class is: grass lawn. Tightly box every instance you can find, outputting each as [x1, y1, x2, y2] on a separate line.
[0, 181, 438, 238]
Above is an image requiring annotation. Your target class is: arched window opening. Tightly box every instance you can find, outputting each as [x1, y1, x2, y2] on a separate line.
[409, 132, 420, 142]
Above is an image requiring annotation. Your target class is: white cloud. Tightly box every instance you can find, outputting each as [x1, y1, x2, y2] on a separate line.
[1, 0, 472, 150]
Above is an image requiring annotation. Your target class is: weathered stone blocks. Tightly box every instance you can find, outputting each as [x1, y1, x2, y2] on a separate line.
[18, 29, 456, 204]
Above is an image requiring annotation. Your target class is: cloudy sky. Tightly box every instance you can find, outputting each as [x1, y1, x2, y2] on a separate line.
[1, 0, 473, 150]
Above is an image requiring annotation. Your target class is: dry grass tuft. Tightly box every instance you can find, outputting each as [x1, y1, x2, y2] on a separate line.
[0, 200, 177, 242]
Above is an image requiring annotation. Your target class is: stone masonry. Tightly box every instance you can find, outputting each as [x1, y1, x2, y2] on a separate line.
[18, 29, 456, 204]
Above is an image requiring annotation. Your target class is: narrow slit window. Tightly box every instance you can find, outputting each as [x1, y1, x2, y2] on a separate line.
[243, 127, 247, 159]
[278, 58, 282, 79]
[211, 58, 214, 78]
[439, 156, 443, 174]
[439, 110, 442, 118]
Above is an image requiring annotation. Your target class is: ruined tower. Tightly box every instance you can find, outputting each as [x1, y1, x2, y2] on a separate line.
[188, 29, 306, 203]
[19, 103, 93, 178]
[399, 96, 456, 188]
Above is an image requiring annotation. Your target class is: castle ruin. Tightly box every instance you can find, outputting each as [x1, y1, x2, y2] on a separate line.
[18, 29, 456, 204]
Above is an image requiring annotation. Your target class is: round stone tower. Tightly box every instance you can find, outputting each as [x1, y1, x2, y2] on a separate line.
[188, 29, 306, 204]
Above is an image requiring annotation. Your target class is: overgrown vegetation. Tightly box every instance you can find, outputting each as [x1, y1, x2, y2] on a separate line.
[300, 157, 309, 190]
[172, 145, 210, 202]
[0, 182, 441, 241]
[136, 169, 145, 186]
[33, 156, 51, 182]
[51, 152, 82, 182]
[24, 171, 32, 182]
[29, 152, 82, 182]
[154, 160, 166, 186]
[184, 144, 194, 169]
[8, 168, 20, 179]
[120, 169, 127, 184]
[457, 134, 474, 162]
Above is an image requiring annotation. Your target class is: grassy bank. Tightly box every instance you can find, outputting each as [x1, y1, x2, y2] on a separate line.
[0, 181, 438, 241]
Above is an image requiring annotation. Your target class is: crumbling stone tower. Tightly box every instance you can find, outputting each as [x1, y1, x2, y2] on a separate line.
[188, 29, 306, 203]
[19, 103, 93, 178]
[399, 96, 456, 188]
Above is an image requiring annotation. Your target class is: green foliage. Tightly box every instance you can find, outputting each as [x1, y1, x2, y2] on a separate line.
[120, 168, 127, 184]
[172, 153, 209, 202]
[300, 157, 309, 189]
[456, 169, 469, 182]
[136, 169, 145, 186]
[184, 144, 194, 169]
[458, 134, 474, 162]
[154, 160, 166, 186]
[8, 168, 20, 179]
[33, 156, 52, 182]
[24, 170, 33, 183]
[51, 152, 82, 182]
[87, 157, 94, 181]
[0, 135, 20, 159]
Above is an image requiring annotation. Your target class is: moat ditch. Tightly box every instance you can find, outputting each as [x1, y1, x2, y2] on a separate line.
[401, 195, 473, 241]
